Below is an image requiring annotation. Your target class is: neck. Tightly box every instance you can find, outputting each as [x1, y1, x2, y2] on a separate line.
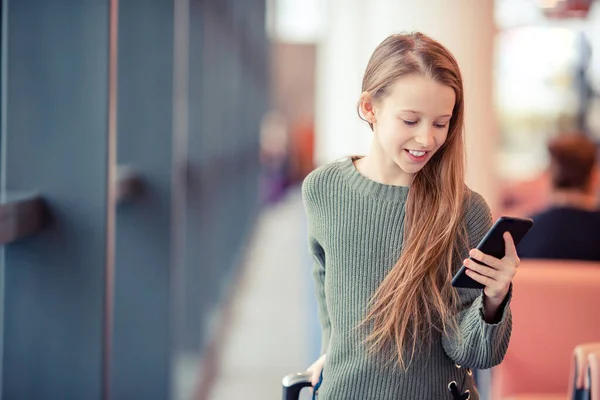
[358, 146, 413, 187]
[550, 189, 598, 211]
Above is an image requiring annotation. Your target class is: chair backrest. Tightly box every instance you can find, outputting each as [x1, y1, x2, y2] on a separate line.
[569, 343, 600, 400]
[588, 349, 600, 400]
[491, 259, 600, 399]
[585, 349, 600, 400]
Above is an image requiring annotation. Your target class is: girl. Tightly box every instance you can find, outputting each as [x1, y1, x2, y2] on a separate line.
[302, 32, 518, 399]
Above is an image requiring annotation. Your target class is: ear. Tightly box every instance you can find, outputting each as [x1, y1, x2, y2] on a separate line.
[359, 92, 377, 124]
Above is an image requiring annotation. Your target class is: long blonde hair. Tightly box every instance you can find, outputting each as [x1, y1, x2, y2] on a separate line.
[359, 32, 468, 370]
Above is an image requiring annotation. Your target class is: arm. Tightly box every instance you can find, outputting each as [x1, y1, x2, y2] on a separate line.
[442, 285, 512, 369]
[442, 192, 513, 369]
[302, 171, 331, 356]
[309, 235, 331, 355]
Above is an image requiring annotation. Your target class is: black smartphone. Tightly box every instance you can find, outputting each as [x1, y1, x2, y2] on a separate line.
[451, 216, 534, 289]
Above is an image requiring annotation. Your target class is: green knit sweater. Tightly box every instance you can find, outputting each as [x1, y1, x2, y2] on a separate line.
[302, 157, 512, 400]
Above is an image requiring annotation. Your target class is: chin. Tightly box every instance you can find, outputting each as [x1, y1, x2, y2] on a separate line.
[390, 154, 428, 174]
[404, 166, 426, 175]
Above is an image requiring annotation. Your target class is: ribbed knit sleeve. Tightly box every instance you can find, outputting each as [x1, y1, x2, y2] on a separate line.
[302, 167, 332, 355]
[442, 191, 513, 370]
[309, 236, 330, 355]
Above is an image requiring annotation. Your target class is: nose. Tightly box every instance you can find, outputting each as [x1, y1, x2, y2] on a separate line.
[414, 126, 435, 148]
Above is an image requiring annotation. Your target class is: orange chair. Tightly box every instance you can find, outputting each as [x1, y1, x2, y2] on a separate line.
[588, 349, 600, 400]
[570, 343, 600, 399]
[491, 260, 600, 400]
[497, 343, 600, 400]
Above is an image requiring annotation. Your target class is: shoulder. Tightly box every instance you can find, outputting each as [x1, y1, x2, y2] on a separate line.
[301, 158, 344, 204]
[528, 208, 554, 222]
[463, 188, 492, 223]
[532, 207, 600, 225]
[463, 188, 493, 244]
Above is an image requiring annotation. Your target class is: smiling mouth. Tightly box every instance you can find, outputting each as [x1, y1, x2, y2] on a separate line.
[405, 148, 432, 159]
[406, 150, 427, 157]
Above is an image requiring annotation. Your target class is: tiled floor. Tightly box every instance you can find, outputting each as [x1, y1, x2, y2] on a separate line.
[209, 188, 314, 400]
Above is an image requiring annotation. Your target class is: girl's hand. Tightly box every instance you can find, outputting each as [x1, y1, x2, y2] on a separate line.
[463, 232, 520, 304]
[306, 353, 326, 386]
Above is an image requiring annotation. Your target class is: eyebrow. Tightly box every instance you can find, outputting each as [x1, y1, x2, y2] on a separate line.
[400, 110, 452, 118]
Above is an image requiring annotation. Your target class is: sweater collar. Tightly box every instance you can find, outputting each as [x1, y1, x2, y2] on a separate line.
[338, 157, 410, 202]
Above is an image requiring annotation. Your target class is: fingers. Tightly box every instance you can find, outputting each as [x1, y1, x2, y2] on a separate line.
[306, 366, 319, 386]
[464, 258, 500, 280]
[464, 232, 521, 301]
[464, 268, 494, 287]
[469, 231, 520, 267]
[469, 248, 502, 269]
[306, 354, 325, 386]
[465, 264, 509, 299]
[311, 371, 320, 387]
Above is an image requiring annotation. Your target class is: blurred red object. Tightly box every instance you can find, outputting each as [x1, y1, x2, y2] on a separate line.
[498, 172, 552, 218]
[539, 0, 595, 18]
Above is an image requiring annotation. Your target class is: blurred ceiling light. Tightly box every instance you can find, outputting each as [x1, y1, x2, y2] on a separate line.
[496, 0, 544, 28]
[266, 0, 324, 43]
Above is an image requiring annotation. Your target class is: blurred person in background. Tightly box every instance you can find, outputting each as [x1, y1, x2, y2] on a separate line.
[259, 110, 290, 203]
[302, 32, 518, 400]
[518, 133, 600, 261]
[288, 116, 316, 184]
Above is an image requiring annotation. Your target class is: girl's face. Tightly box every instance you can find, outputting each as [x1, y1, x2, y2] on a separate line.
[365, 74, 456, 181]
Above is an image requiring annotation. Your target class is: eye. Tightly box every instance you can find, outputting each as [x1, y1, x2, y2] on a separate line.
[434, 122, 448, 129]
[402, 119, 418, 126]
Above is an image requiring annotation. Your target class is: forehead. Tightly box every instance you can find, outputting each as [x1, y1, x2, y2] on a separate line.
[382, 74, 456, 116]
